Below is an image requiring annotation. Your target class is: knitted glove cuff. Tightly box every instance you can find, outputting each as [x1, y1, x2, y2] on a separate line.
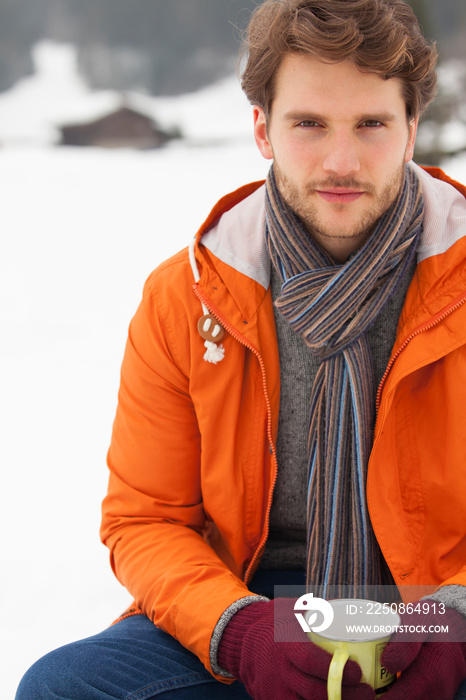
[210, 596, 269, 677]
[217, 601, 271, 677]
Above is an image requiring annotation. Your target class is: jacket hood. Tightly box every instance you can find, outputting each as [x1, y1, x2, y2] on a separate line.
[197, 162, 466, 292]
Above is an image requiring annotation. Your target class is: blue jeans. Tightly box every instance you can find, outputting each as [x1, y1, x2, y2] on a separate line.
[15, 570, 303, 700]
[15, 614, 252, 699]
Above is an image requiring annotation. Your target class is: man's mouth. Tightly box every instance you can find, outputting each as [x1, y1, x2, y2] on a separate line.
[316, 188, 365, 203]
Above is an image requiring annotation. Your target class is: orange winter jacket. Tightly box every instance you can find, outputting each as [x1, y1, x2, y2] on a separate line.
[101, 162, 466, 680]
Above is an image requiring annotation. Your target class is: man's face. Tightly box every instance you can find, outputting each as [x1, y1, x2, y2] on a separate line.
[253, 54, 418, 262]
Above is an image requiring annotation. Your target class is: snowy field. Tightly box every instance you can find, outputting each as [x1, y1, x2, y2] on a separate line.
[0, 44, 270, 699]
[1, 141, 271, 699]
[2, 43, 466, 699]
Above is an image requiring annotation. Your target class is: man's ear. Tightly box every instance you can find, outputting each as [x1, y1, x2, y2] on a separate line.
[404, 117, 419, 163]
[253, 106, 274, 160]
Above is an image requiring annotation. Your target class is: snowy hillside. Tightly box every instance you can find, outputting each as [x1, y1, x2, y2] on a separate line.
[2, 41, 466, 700]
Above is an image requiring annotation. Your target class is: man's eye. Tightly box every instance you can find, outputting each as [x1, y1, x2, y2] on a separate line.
[361, 120, 383, 128]
[298, 121, 321, 128]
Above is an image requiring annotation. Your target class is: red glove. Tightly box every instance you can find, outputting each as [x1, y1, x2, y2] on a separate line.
[218, 598, 375, 700]
[382, 601, 466, 700]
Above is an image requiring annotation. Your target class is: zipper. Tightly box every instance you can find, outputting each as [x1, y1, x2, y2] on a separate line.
[375, 292, 466, 422]
[111, 606, 144, 625]
[192, 283, 278, 584]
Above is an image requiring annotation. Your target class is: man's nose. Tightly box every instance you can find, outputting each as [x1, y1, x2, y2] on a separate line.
[322, 132, 361, 177]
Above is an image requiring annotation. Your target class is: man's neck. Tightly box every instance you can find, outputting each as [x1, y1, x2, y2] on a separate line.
[303, 220, 376, 264]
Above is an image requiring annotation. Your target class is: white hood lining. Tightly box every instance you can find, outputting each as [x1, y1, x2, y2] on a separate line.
[201, 185, 270, 289]
[411, 162, 466, 263]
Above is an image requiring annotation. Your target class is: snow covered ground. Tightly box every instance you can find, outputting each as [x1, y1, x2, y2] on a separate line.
[2, 41, 466, 699]
[0, 44, 269, 699]
[1, 142, 270, 698]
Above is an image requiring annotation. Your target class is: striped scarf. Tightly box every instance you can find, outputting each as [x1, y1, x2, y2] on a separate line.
[265, 164, 423, 597]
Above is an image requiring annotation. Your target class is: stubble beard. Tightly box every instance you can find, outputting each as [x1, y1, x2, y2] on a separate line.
[274, 162, 406, 251]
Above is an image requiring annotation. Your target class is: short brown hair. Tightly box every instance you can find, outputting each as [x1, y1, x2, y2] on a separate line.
[241, 0, 438, 120]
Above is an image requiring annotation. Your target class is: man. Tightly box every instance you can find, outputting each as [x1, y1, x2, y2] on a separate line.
[16, 1, 466, 699]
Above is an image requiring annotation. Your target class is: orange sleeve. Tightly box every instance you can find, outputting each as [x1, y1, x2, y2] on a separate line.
[100, 261, 253, 679]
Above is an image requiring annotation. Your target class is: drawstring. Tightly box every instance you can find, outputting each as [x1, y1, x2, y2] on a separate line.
[188, 237, 206, 310]
[189, 237, 225, 364]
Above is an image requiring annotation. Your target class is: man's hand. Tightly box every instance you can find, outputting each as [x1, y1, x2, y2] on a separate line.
[218, 598, 375, 699]
[382, 601, 466, 700]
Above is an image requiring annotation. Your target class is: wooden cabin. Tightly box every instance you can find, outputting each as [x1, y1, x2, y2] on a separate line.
[59, 106, 173, 149]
